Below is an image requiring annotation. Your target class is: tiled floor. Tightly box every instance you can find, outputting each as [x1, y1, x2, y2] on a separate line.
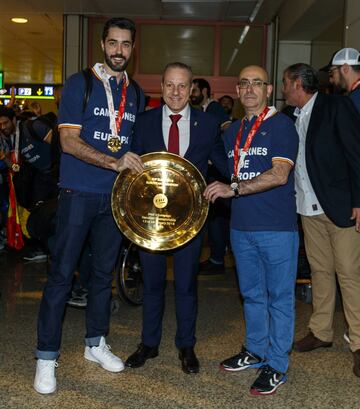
[0, 248, 359, 409]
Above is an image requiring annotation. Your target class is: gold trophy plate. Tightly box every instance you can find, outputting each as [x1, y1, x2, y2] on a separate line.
[111, 152, 209, 251]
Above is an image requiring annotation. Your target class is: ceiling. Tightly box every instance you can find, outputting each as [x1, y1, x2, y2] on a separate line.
[0, 0, 344, 86]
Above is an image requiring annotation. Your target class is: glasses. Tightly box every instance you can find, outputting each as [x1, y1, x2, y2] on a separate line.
[237, 79, 269, 89]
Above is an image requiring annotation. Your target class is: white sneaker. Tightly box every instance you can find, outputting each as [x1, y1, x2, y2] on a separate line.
[84, 336, 124, 372]
[34, 359, 58, 394]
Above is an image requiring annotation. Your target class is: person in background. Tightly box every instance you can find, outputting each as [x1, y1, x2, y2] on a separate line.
[30, 101, 42, 117]
[322, 48, 360, 111]
[282, 63, 360, 379]
[219, 95, 235, 121]
[191, 79, 232, 275]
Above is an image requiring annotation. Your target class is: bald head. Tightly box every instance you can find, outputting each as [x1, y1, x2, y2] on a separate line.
[239, 65, 269, 83]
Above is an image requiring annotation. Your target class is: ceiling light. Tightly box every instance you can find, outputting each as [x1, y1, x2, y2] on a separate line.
[11, 18, 28, 24]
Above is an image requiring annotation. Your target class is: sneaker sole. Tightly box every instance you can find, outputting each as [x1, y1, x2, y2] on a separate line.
[220, 362, 264, 372]
[66, 301, 87, 308]
[23, 256, 48, 261]
[34, 383, 56, 394]
[84, 350, 125, 373]
[250, 380, 285, 396]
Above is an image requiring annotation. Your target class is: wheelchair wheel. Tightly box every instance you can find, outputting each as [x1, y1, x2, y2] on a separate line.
[115, 241, 143, 306]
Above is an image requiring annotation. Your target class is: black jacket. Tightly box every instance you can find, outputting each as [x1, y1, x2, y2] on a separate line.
[305, 93, 360, 227]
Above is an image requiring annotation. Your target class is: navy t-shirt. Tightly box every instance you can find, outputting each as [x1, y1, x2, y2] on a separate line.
[58, 64, 145, 193]
[223, 109, 299, 231]
[20, 119, 53, 171]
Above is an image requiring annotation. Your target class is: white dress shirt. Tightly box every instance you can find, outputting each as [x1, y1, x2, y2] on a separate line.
[294, 92, 324, 216]
[162, 104, 191, 157]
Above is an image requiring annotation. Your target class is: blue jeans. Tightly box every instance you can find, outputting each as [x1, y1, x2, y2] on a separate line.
[36, 189, 122, 360]
[231, 229, 299, 373]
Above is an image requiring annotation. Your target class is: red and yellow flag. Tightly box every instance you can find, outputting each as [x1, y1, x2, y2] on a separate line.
[6, 167, 24, 250]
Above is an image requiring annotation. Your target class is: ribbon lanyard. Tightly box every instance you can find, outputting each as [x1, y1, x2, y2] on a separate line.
[14, 121, 20, 163]
[99, 65, 128, 138]
[233, 106, 269, 177]
[351, 78, 360, 92]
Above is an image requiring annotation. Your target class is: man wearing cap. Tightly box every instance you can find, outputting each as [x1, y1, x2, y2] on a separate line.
[282, 63, 360, 378]
[321, 47, 360, 111]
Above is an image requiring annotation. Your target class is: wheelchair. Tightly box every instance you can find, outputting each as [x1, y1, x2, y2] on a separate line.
[114, 239, 143, 307]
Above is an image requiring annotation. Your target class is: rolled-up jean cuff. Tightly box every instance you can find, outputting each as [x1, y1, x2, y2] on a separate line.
[85, 335, 103, 347]
[36, 349, 59, 360]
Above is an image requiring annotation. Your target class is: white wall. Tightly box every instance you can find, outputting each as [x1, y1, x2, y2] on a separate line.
[275, 40, 312, 109]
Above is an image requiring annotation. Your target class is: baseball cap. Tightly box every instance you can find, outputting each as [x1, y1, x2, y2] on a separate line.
[320, 47, 360, 71]
[332, 47, 360, 65]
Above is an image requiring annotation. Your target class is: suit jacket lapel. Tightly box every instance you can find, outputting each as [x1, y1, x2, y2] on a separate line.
[184, 107, 200, 159]
[153, 107, 167, 151]
[306, 93, 323, 146]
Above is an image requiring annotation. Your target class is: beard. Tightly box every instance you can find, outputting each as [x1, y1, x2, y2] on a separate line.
[190, 94, 204, 106]
[104, 51, 129, 73]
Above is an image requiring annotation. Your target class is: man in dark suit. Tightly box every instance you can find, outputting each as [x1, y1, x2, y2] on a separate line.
[282, 63, 360, 377]
[125, 62, 228, 374]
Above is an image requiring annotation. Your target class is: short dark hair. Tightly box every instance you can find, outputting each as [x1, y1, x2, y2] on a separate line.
[102, 17, 136, 44]
[162, 62, 193, 83]
[193, 78, 211, 98]
[352, 65, 360, 73]
[285, 63, 319, 94]
[219, 95, 234, 106]
[0, 106, 15, 120]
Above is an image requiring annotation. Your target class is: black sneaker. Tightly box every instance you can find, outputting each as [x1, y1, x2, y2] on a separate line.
[220, 346, 264, 372]
[67, 288, 88, 308]
[198, 259, 225, 275]
[250, 365, 286, 396]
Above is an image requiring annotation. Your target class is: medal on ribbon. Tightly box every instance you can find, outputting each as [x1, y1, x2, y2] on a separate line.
[99, 65, 128, 153]
[11, 163, 20, 172]
[107, 136, 122, 153]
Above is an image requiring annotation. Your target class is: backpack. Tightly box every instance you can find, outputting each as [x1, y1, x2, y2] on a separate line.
[13, 114, 60, 209]
[23, 112, 61, 169]
[81, 67, 142, 113]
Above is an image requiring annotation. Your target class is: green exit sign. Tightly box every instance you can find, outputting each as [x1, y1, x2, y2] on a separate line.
[0, 72, 3, 89]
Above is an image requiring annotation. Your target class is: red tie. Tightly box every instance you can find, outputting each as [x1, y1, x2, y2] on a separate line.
[168, 114, 182, 155]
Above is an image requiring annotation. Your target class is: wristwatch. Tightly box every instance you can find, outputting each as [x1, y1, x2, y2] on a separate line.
[230, 182, 240, 198]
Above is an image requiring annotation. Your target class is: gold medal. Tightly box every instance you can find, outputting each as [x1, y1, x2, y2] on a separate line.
[12, 163, 20, 172]
[107, 137, 122, 153]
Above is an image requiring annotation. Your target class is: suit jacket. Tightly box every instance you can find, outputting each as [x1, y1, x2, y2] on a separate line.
[131, 105, 228, 179]
[305, 93, 360, 227]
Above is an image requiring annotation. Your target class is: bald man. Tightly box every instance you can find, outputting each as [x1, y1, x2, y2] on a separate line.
[204, 66, 299, 396]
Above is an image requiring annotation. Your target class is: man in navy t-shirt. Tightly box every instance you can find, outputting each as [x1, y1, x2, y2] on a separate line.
[204, 65, 299, 396]
[34, 17, 145, 395]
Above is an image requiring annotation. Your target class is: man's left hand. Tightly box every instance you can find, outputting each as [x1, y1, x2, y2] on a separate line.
[351, 208, 360, 232]
[204, 181, 234, 203]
